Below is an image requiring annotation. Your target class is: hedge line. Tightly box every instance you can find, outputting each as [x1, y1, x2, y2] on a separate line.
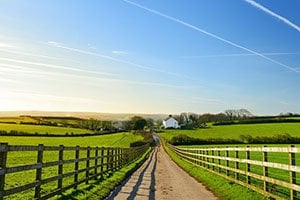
[213, 118, 300, 126]
[0, 130, 124, 137]
[169, 133, 300, 145]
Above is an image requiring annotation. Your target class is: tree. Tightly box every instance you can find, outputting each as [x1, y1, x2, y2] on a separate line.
[146, 118, 154, 130]
[224, 109, 253, 119]
[130, 116, 147, 131]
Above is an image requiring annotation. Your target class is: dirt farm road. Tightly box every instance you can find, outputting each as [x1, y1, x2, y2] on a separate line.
[106, 141, 217, 200]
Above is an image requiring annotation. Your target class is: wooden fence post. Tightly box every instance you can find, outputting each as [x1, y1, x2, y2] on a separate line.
[86, 146, 90, 184]
[114, 148, 117, 170]
[206, 150, 209, 169]
[107, 148, 110, 172]
[95, 146, 98, 178]
[100, 147, 104, 178]
[118, 148, 121, 169]
[218, 149, 221, 173]
[200, 150, 203, 166]
[263, 145, 269, 192]
[226, 147, 229, 176]
[0, 143, 8, 200]
[74, 145, 79, 189]
[246, 146, 251, 185]
[197, 149, 200, 166]
[289, 145, 296, 200]
[235, 146, 239, 180]
[111, 148, 114, 171]
[212, 149, 215, 171]
[34, 144, 44, 199]
[194, 149, 197, 164]
[58, 145, 64, 191]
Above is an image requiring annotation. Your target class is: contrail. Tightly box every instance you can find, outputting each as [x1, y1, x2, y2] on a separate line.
[0, 63, 192, 90]
[182, 52, 300, 59]
[0, 57, 117, 77]
[47, 41, 194, 80]
[245, 0, 300, 32]
[123, 0, 299, 73]
[0, 48, 63, 61]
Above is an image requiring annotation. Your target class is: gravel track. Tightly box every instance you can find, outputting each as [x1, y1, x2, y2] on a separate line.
[107, 141, 217, 200]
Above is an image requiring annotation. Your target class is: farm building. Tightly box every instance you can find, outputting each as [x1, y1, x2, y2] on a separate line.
[163, 115, 180, 129]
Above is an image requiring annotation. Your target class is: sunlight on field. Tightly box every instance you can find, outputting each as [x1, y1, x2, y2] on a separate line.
[0, 132, 143, 147]
[160, 123, 300, 141]
[0, 123, 92, 135]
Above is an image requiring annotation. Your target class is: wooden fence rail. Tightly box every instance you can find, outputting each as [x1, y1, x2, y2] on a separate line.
[168, 144, 300, 200]
[0, 142, 149, 200]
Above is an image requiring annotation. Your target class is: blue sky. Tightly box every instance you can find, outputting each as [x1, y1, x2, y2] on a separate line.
[0, 0, 299, 115]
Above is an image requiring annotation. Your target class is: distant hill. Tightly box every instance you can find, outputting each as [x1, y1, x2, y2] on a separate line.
[0, 111, 168, 121]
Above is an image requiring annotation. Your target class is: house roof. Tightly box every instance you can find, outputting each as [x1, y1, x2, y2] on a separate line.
[163, 116, 177, 121]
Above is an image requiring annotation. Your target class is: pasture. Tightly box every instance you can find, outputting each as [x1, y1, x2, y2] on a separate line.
[0, 132, 144, 199]
[0, 116, 38, 124]
[0, 132, 143, 147]
[0, 123, 92, 135]
[160, 123, 300, 141]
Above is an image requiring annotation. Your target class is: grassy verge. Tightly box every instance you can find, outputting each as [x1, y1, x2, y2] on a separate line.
[164, 145, 268, 200]
[3, 133, 144, 199]
[57, 147, 152, 200]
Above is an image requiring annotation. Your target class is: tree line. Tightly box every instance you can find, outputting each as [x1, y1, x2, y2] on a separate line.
[170, 109, 253, 129]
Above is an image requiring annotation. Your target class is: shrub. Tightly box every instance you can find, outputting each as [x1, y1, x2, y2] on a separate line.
[170, 134, 300, 145]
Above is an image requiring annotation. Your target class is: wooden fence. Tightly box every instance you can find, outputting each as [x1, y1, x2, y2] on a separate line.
[0, 142, 149, 200]
[168, 144, 300, 200]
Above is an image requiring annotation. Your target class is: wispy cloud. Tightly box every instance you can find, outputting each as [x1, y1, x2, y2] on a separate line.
[47, 41, 194, 80]
[279, 100, 290, 106]
[181, 52, 300, 59]
[0, 42, 16, 49]
[0, 48, 63, 61]
[47, 41, 65, 46]
[0, 77, 22, 84]
[0, 57, 117, 77]
[0, 63, 194, 90]
[7, 90, 109, 105]
[245, 0, 300, 32]
[112, 50, 129, 55]
[123, 0, 299, 73]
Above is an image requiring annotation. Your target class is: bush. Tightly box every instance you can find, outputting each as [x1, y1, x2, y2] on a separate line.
[130, 140, 148, 147]
[170, 134, 300, 145]
[169, 134, 241, 145]
[213, 118, 300, 126]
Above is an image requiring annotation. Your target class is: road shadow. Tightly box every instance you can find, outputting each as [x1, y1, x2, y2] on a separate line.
[126, 148, 156, 200]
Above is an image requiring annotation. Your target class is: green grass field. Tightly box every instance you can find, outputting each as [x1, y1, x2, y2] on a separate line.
[0, 132, 143, 147]
[1, 132, 144, 199]
[0, 123, 92, 135]
[160, 123, 300, 141]
[0, 116, 38, 123]
[158, 123, 300, 199]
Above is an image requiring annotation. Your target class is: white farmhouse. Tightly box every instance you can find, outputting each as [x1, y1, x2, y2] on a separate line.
[163, 115, 180, 129]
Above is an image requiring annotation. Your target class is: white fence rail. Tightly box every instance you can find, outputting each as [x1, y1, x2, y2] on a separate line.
[168, 144, 300, 200]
